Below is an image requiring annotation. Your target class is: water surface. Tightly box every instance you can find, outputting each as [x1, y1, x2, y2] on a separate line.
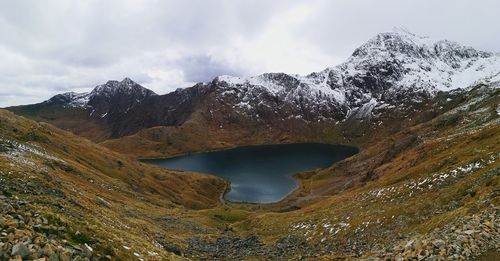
[144, 143, 357, 203]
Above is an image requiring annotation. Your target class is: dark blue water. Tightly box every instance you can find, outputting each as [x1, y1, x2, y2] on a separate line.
[144, 143, 357, 203]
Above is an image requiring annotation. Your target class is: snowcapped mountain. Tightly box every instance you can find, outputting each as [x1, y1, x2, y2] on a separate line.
[47, 77, 157, 110]
[45, 77, 158, 129]
[24, 78, 159, 139]
[8, 29, 500, 141]
[212, 28, 500, 122]
[342, 28, 500, 91]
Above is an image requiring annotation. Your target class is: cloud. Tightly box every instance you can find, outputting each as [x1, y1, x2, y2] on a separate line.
[0, 0, 499, 107]
[177, 54, 247, 83]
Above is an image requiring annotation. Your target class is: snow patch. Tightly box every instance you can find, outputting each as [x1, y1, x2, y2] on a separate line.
[84, 243, 93, 252]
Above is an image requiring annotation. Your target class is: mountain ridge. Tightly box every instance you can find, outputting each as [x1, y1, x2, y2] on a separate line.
[33, 29, 500, 110]
[6, 29, 500, 157]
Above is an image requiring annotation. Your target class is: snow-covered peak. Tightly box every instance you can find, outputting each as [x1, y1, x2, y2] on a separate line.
[210, 29, 500, 119]
[216, 73, 310, 96]
[351, 28, 434, 58]
[349, 28, 493, 64]
[215, 75, 246, 85]
[340, 29, 500, 91]
[47, 92, 90, 107]
[45, 78, 157, 108]
[391, 26, 418, 36]
[90, 78, 156, 98]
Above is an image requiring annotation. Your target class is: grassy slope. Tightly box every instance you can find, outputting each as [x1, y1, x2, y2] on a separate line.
[7, 103, 111, 142]
[100, 111, 370, 159]
[0, 109, 228, 260]
[226, 86, 500, 258]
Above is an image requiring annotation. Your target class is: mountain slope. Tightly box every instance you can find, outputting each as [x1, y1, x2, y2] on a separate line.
[0, 109, 227, 260]
[183, 83, 500, 260]
[207, 28, 500, 124]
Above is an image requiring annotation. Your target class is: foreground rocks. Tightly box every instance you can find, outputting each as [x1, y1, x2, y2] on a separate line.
[185, 207, 499, 260]
[364, 207, 499, 260]
[0, 195, 108, 261]
[186, 234, 313, 260]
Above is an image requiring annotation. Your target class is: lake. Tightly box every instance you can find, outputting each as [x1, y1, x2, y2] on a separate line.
[143, 143, 358, 203]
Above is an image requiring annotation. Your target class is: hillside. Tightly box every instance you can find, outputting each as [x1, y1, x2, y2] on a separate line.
[248, 84, 500, 260]
[0, 109, 227, 260]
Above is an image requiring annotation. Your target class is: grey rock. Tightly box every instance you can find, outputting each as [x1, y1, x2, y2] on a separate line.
[59, 249, 72, 261]
[11, 243, 31, 258]
[404, 240, 415, 251]
[432, 239, 446, 249]
[463, 230, 475, 235]
[96, 197, 112, 208]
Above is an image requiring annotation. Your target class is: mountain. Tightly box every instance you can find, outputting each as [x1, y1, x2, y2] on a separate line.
[7, 29, 500, 158]
[48, 77, 156, 115]
[210, 28, 500, 120]
[67, 77, 161, 138]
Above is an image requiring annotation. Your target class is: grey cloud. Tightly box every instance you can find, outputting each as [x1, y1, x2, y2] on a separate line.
[0, 0, 499, 107]
[293, 0, 500, 61]
[178, 54, 247, 83]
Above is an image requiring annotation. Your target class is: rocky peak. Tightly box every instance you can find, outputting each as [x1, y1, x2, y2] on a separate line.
[121, 77, 136, 85]
[85, 78, 157, 120]
[337, 29, 500, 92]
[203, 29, 500, 124]
[90, 78, 156, 98]
[35, 30, 500, 128]
[48, 92, 80, 103]
[350, 28, 493, 67]
[46, 92, 90, 107]
[43, 78, 157, 110]
[351, 28, 430, 58]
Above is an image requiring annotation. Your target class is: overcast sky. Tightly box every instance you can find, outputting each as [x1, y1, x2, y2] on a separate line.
[1, 0, 499, 107]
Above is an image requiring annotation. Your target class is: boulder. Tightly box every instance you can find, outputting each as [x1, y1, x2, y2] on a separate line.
[11, 243, 30, 259]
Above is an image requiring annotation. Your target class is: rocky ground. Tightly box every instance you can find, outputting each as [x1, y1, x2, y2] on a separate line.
[186, 234, 314, 260]
[0, 195, 103, 261]
[185, 203, 499, 260]
[365, 208, 499, 260]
